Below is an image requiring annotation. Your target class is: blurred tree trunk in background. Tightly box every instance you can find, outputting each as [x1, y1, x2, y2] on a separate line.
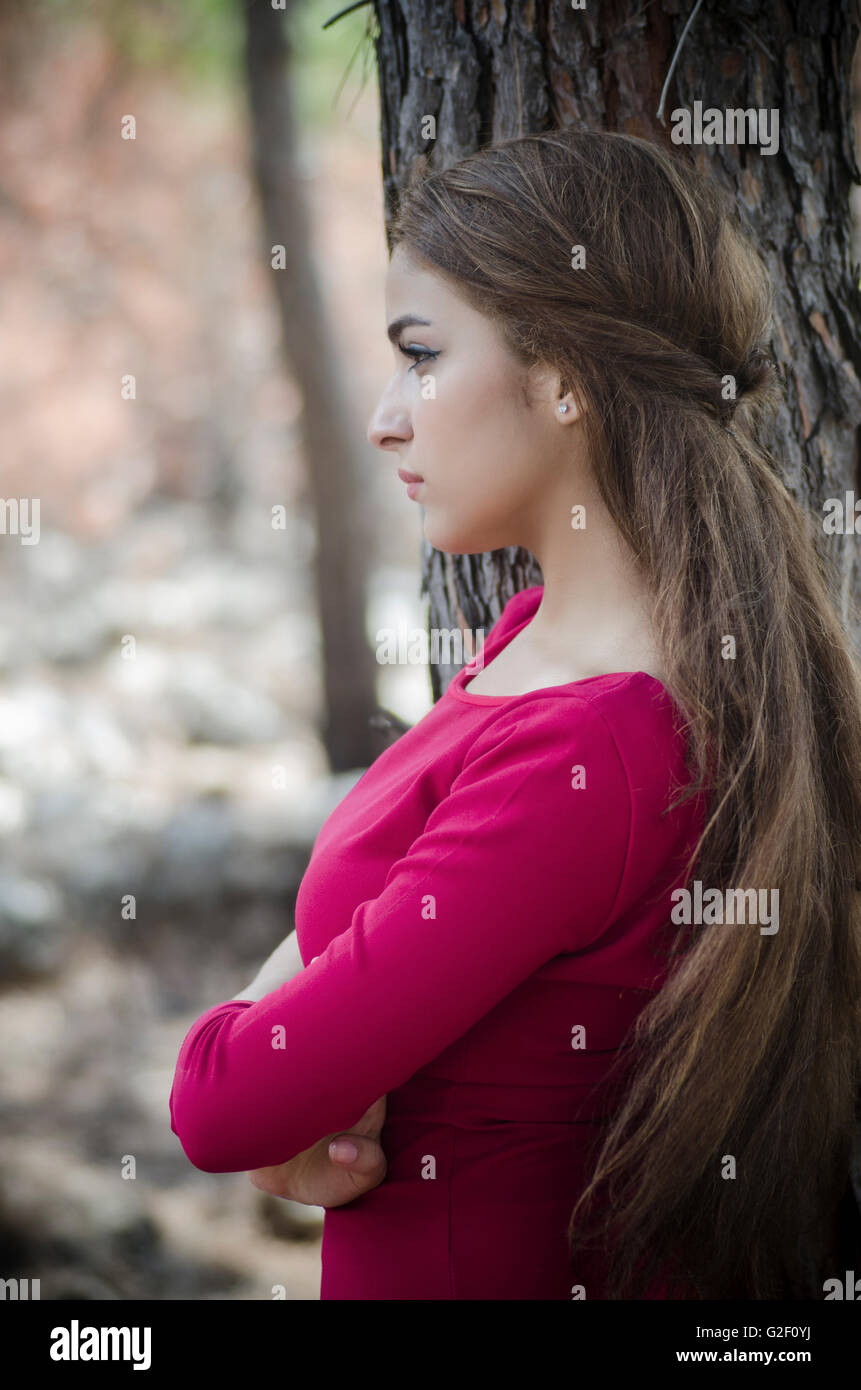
[372, 0, 861, 697]
[243, 0, 379, 771]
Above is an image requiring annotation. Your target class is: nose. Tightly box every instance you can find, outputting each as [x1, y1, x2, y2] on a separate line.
[367, 379, 413, 451]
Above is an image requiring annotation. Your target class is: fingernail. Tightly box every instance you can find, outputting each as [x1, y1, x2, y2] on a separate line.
[329, 1139, 358, 1163]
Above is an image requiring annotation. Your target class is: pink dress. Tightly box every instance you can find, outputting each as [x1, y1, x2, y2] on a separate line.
[170, 585, 707, 1298]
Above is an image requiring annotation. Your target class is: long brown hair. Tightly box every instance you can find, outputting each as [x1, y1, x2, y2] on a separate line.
[389, 127, 861, 1299]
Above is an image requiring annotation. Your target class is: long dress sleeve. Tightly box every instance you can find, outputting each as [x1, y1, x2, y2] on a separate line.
[169, 697, 633, 1172]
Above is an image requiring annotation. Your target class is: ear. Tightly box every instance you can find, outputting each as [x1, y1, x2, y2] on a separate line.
[553, 378, 581, 424]
[527, 363, 582, 422]
[556, 389, 581, 419]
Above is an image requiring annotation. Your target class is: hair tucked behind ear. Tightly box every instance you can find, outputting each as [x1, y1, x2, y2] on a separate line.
[390, 127, 861, 1300]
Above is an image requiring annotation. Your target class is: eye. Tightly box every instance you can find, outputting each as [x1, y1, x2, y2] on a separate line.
[398, 342, 439, 372]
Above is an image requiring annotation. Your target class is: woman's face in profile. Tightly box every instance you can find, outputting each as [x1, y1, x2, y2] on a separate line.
[367, 243, 577, 556]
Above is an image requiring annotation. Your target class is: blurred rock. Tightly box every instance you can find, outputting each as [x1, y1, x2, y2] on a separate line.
[255, 1194, 324, 1243]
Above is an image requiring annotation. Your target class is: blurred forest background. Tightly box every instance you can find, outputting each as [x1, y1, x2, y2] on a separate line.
[0, 0, 431, 1300]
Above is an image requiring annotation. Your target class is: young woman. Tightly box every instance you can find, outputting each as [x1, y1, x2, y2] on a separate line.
[170, 128, 861, 1300]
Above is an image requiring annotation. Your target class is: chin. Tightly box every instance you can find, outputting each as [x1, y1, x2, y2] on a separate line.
[422, 516, 486, 554]
[423, 512, 513, 555]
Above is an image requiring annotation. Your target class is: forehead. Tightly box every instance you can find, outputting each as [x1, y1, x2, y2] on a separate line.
[385, 245, 485, 334]
[386, 245, 444, 303]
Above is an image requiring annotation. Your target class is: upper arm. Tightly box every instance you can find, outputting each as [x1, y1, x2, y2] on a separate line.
[169, 698, 632, 1171]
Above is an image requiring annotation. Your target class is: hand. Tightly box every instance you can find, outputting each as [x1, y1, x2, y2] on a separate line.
[247, 1095, 388, 1209]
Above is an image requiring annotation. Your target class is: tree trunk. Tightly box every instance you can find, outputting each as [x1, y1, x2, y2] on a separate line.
[372, 0, 861, 699]
[243, 0, 379, 771]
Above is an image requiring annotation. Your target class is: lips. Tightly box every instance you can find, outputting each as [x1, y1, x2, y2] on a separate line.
[397, 467, 424, 484]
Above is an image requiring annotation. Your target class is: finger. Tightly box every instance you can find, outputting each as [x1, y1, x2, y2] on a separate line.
[248, 1170, 280, 1194]
[345, 1096, 387, 1138]
[328, 1135, 386, 1179]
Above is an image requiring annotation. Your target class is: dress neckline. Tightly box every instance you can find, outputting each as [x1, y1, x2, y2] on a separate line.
[447, 587, 669, 706]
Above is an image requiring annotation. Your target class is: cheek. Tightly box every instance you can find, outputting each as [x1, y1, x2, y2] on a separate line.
[464, 413, 539, 500]
[417, 359, 508, 430]
[424, 423, 536, 544]
[415, 372, 530, 469]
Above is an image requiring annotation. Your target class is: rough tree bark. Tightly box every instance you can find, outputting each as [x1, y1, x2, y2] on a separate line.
[368, 0, 861, 698]
[243, 0, 379, 771]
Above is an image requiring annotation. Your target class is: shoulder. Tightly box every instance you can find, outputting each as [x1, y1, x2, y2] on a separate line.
[460, 675, 690, 807]
[460, 691, 629, 794]
[447, 695, 633, 919]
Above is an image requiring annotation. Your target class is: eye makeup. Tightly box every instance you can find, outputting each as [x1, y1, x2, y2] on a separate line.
[398, 343, 440, 371]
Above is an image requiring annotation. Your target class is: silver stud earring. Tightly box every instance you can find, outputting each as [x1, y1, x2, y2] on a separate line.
[558, 403, 569, 414]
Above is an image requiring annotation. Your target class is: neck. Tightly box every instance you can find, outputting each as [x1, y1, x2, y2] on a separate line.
[519, 476, 655, 659]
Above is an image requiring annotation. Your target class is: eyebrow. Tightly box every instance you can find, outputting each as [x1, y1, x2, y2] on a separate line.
[387, 313, 431, 344]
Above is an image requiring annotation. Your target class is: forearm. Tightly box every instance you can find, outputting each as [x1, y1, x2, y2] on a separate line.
[171, 930, 321, 1171]
[170, 947, 373, 1170]
[231, 927, 306, 1001]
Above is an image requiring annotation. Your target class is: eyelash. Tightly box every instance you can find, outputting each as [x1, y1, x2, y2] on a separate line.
[398, 343, 439, 372]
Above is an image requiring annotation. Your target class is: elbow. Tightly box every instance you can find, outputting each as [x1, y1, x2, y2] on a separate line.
[169, 1008, 257, 1172]
[171, 1104, 232, 1174]
[175, 1140, 230, 1175]
[170, 1092, 297, 1173]
[169, 1087, 245, 1174]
